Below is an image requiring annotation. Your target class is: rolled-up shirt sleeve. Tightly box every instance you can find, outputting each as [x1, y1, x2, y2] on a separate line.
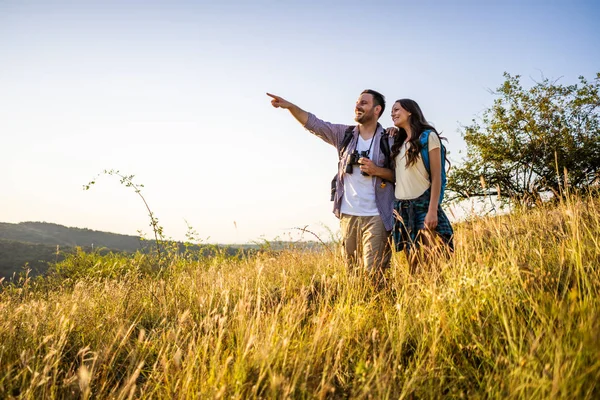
[428, 131, 441, 151]
[304, 112, 351, 149]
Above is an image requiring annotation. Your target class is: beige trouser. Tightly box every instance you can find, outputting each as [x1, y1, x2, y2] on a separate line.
[340, 214, 392, 272]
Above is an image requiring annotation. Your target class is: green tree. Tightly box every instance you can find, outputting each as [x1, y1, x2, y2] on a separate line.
[448, 72, 600, 203]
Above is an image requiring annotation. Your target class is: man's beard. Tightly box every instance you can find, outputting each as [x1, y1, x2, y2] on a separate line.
[355, 110, 373, 124]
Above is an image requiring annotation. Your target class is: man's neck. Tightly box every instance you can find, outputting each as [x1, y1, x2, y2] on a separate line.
[358, 120, 378, 139]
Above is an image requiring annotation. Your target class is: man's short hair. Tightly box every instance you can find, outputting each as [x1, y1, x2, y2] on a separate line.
[361, 89, 386, 120]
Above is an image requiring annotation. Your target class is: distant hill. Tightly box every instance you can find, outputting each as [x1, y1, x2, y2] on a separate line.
[0, 221, 145, 252]
[0, 222, 148, 280]
[0, 222, 324, 280]
[0, 239, 66, 280]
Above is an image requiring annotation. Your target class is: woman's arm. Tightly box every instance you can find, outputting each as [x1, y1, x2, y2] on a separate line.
[425, 146, 442, 230]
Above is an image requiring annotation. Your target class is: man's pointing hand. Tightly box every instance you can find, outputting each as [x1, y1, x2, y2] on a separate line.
[267, 93, 293, 109]
[266, 92, 308, 125]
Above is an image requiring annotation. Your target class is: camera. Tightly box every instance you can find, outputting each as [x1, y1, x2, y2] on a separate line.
[345, 150, 370, 176]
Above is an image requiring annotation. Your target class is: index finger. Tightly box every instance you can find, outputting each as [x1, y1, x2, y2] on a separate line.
[266, 92, 279, 100]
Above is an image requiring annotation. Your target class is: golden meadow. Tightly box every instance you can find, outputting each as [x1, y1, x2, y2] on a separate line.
[1, 194, 599, 399]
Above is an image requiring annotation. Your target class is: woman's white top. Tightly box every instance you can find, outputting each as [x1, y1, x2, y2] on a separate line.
[394, 133, 440, 200]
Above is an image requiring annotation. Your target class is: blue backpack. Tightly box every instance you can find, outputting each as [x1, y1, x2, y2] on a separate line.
[419, 130, 447, 204]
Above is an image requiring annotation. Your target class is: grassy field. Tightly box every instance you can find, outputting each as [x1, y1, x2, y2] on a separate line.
[1, 195, 599, 399]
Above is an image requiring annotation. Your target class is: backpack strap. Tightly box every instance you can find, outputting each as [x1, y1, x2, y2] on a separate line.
[419, 129, 447, 204]
[419, 130, 432, 173]
[379, 131, 393, 185]
[380, 131, 392, 170]
[338, 125, 355, 158]
[419, 129, 447, 172]
[331, 126, 355, 201]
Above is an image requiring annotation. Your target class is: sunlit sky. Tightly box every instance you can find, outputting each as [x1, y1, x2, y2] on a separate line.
[1, 0, 599, 244]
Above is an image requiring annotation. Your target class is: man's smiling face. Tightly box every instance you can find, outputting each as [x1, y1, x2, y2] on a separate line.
[354, 93, 377, 124]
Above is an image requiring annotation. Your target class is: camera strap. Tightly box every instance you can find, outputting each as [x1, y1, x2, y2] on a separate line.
[364, 134, 375, 156]
[357, 124, 379, 157]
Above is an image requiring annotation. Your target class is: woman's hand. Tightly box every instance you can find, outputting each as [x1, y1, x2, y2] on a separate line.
[424, 209, 438, 230]
[385, 127, 399, 137]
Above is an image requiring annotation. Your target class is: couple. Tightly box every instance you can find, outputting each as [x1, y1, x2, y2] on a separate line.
[267, 90, 453, 273]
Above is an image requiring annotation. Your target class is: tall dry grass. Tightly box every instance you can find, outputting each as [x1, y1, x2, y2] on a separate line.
[1, 195, 599, 399]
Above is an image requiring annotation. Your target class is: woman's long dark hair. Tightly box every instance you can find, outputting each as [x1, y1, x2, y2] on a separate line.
[390, 99, 449, 170]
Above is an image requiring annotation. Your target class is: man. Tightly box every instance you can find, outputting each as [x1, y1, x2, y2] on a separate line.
[267, 90, 395, 272]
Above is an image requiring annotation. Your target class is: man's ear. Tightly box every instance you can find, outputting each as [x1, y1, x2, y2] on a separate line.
[375, 105, 382, 117]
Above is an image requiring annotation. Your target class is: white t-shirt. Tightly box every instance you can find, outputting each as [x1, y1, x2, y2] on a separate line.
[394, 133, 441, 200]
[340, 135, 378, 216]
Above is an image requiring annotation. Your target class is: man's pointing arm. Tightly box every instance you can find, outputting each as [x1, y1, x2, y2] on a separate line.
[267, 92, 309, 126]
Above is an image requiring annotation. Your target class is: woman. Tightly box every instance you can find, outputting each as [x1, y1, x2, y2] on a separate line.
[389, 99, 454, 270]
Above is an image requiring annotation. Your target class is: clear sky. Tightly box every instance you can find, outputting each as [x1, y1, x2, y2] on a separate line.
[1, 0, 599, 244]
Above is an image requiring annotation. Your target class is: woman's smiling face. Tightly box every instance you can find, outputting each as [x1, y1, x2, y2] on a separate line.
[391, 101, 411, 128]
